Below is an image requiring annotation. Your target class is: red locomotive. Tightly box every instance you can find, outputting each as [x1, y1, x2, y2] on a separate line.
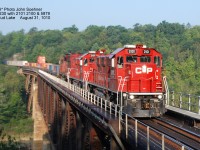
[60, 44, 166, 117]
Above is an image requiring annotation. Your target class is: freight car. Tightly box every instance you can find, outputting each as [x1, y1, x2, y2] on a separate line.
[59, 44, 167, 117]
[23, 56, 59, 76]
[47, 63, 60, 76]
[6, 60, 28, 67]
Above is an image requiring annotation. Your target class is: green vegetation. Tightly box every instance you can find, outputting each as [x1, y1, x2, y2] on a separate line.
[1, 22, 200, 94]
[0, 21, 200, 139]
[0, 64, 33, 146]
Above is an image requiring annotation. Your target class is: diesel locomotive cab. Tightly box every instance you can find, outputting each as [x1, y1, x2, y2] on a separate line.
[113, 44, 166, 117]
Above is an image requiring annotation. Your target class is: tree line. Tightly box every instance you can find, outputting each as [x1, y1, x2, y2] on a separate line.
[1, 21, 200, 97]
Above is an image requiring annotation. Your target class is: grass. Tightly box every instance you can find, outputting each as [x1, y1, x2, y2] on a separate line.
[1, 117, 33, 140]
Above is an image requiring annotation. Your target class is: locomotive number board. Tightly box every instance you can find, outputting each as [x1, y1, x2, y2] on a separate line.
[128, 49, 136, 54]
[143, 50, 150, 54]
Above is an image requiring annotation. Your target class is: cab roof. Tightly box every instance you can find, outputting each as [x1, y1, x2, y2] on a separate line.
[109, 44, 161, 59]
[109, 48, 124, 59]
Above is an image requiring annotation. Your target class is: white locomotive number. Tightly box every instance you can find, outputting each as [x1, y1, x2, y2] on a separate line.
[143, 50, 150, 54]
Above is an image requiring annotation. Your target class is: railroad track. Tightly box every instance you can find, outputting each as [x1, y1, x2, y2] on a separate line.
[140, 117, 200, 150]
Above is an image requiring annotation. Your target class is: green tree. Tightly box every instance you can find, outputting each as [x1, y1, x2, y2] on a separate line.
[41, 30, 63, 47]
[91, 43, 99, 51]
[62, 25, 79, 33]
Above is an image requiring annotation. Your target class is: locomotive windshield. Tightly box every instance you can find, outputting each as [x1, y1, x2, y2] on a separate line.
[126, 56, 151, 63]
[126, 55, 137, 63]
[140, 56, 151, 62]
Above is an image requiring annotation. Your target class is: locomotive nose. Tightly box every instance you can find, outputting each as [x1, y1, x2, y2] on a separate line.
[128, 64, 154, 93]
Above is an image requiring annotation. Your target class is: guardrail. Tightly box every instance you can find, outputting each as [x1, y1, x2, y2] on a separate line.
[169, 91, 200, 114]
[39, 70, 122, 118]
[121, 114, 191, 150]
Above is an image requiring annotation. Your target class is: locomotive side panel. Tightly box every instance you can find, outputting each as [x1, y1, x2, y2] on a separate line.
[69, 54, 82, 80]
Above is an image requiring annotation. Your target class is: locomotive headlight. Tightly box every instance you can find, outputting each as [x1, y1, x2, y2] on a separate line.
[123, 93, 127, 97]
[129, 95, 134, 99]
[158, 95, 162, 99]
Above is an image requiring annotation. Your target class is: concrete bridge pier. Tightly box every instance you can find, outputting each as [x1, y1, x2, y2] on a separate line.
[25, 74, 53, 150]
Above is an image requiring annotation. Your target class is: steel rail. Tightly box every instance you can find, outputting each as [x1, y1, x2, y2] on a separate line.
[140, 118, 200, 150]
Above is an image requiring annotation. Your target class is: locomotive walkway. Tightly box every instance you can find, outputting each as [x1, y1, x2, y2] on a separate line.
[7, 64, 200, 149]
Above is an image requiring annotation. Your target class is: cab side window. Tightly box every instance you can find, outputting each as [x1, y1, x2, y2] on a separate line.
[154, 56, 160, 67]
[117, 56, 123, 68]
[84, 58, 88, 66]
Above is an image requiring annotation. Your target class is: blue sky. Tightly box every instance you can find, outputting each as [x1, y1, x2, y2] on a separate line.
[0, 0, 200, 34]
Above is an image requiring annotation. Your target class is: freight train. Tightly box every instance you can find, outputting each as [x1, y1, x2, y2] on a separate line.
[59, 44, 167, 117]
[6, 44, 167, 117]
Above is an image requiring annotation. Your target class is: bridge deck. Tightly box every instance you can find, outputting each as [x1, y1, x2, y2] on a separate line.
[166, 105, 200, 120]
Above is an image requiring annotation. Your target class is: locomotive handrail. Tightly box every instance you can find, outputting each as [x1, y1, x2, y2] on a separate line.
[117, 76, 129, 107]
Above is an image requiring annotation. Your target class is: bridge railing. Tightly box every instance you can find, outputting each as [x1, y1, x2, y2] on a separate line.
[39, 70, 122, 118]
[71, 83, 121, 117]
[169, 91, 200, 114]
[119, 113, 190, 150]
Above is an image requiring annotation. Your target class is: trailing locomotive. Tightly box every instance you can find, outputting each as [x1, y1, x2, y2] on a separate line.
[59, 44, 167, 117]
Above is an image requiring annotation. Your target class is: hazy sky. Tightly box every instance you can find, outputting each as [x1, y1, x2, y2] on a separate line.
[0, 0, 200, 34]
